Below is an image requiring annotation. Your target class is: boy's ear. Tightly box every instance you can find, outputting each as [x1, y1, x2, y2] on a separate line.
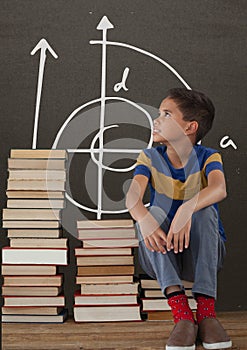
[185, 121, 198, 135]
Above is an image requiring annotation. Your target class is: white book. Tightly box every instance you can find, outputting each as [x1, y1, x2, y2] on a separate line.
[82, 238, 139, 248]
[2, 286, 62, 296]
[8, 170, 66, 180]
[77, 219, 134, 229]
[74, 305, 141, 322]
[2, 265, 57, 276]
[2, 311, 67, 323]
[80, 283, 139, 295]
[6, 191, 65, 199]
[3, 209, 61, 221]
[8, 158, 66, 170]
[3, 275, 62, 286]
[76, 275, 133, 284]
[7, 199, 65, 209]
[2, 221, 60, 229]
[2, 247, 67, 265]
[7, 229, 61, 238]
[10, 149, 67, 159]
[4, 296, 65, 307]
[7, 180, 65, 191]
[2, 306, 63, 315]
[9, 238, 68, 249]
[75, 247, 132, 256]
[76, 256, 134, 266]
[142, 298, 197, 311]
[74, 294, 138, 305]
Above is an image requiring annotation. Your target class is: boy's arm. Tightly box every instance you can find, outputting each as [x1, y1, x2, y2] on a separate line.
[126, 174, 168, 254]
[166, 169, 227, 253]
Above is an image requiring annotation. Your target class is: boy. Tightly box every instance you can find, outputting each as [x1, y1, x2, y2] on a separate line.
[126, 88, 232, 350]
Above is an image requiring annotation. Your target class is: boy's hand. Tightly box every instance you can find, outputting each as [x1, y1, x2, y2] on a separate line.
[167, 205, 192, 253]
[140, 224, 168, 254]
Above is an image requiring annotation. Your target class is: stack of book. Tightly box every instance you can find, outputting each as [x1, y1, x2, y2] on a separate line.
[74, 219, 141, 322]
[2, 149, 68, 323]
[140, 278, 196, 321]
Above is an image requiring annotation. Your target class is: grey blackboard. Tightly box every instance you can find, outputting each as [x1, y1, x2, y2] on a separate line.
[0, 0, 246, 314]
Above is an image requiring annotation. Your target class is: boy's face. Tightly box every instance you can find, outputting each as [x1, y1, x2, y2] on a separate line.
[153, 97, 191, 144]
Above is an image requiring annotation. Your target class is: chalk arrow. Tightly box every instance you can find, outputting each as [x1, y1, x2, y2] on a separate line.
[31, 38, 58, 58]
[96, 15, 114, 31]
[31, 38, 58, 149]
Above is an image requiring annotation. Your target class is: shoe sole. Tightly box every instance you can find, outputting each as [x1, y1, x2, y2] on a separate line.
[202, 340, 232, 349]
[166, 346, 195, 350]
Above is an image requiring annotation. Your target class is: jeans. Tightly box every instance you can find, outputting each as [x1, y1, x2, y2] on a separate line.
[137, 205, 226, 299]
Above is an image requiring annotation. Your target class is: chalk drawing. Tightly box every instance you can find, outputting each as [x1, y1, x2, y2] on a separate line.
[220, 135, 237, 150]
[51, 15, 191, 219]
[31, 39, 58, 149]
[114, 67, 130, 92]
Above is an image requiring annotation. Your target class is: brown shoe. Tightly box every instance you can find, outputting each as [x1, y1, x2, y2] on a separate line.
[166, 320, 198, 350]
[198, 318, 232, 349]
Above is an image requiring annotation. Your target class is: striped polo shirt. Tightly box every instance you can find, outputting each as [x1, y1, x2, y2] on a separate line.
[133, 144, 226, 241]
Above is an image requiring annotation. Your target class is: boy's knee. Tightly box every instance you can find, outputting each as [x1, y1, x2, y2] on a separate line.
[191, 206, 219, 241]
[192, 206, 218, 225]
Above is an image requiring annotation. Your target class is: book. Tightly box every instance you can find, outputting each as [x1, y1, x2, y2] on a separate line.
[7, 229, 61, 238]
[76, 256, 134, 266]
[75, 247, 132, 256]
[74, 294, 138, 305]
[78, 227, 136, 240]
[146, 311, 174, 321]
[144, 290, 165, 298]
[2, 247, 67, 265]
[8, 170, 66, 180]
[3, 275, 63, 286]
[77, 265, 134, 276]
[2, 286, 62, 296]
[142, 298, 197, 311]
[6, 191, 65, 199]
[9, 238, 68, 249]
[4, 295, 65, 307]
[10, 149, 67, 159]
[82, 239, 139, 248]
[76, 275, 134, 284]
[8, 158, 66, 170]
[7, 180, 65, 191]
[2, 310, 67, 323]
[74, 305, 141, 322]
[2, 265, 57, 275]
[7, 199, 65, 209]
[140, 279, 193, 289]
[2, 306, 63, 315]
[144, 289, 193, 298]
[77, 219, 134, 229]
[80, 283, 139, 295]
[3, 209, 61, 221]
[2, 221, 61, 229]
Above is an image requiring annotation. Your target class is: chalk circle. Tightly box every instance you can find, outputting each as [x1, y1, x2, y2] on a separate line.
[51, 96, 153, 215]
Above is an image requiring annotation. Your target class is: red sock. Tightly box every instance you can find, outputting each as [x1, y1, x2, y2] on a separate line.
[196, 295, 216, 324]
[168, 293, 195, 324]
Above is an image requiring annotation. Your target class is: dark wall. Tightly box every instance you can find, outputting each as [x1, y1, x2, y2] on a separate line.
[1, 0, 246, 312]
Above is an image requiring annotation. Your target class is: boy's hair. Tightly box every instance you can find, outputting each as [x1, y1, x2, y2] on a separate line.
[167, 88, 215, 143]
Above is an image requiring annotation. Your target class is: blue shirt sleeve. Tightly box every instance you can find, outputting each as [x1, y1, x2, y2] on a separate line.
[133, 150, 152, 179]
[133, 164, 151, 179]
[204, 152, 224, 177]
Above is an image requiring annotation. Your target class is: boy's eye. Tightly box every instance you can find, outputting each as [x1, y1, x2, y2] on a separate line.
[157, 111, 171, 119]
[161, 111, 171, 118]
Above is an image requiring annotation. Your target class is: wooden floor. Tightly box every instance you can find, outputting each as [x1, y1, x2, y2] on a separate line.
[2, 311, 247, 350]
